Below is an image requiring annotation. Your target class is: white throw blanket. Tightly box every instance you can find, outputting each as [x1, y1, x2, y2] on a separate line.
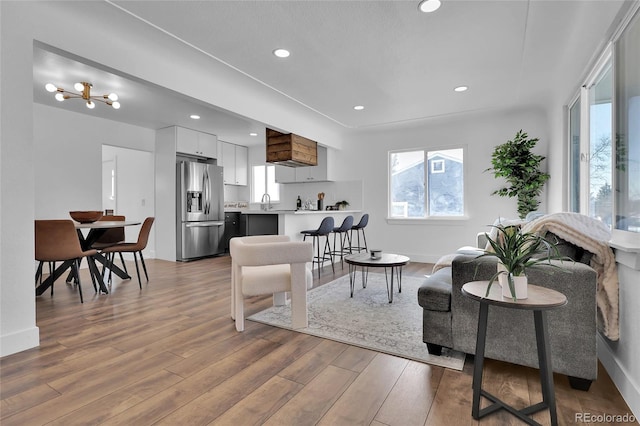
[522, 212, 619, 341]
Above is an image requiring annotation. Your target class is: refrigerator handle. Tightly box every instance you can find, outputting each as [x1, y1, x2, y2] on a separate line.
[205, 169, 211, 215]
[203, 169, 209, 215]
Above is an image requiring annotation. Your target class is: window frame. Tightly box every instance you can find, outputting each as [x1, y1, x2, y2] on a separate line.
[387, 145, 467, 223]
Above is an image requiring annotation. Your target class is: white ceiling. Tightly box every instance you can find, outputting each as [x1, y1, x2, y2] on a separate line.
[32, 0, 630, 146]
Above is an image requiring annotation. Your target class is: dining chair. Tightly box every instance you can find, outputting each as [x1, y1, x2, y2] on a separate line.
[101, 217, 154, 289]
[35, 220, 98, 303]
[92, 215, 127, 276]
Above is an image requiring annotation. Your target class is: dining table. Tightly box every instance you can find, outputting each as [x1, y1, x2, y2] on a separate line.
[35, 220, 141, 296]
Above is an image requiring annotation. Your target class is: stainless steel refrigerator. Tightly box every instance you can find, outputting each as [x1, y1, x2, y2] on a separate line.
[176, 160, 225, 261]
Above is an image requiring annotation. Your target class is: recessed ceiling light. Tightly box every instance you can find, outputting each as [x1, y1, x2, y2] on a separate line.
[454, 86, 468, 92]
[353, 105, 365, 110]
[249, 132, 258, 136]
[190, 114, 200, 119]
[418, 0, 441, 13]
[273, 48, 290, 58]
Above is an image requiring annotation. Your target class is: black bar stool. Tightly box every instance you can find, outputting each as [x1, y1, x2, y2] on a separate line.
[301, 217, 335, 278]
[350, 213, 369, 253]
[331, 215, 354, 268]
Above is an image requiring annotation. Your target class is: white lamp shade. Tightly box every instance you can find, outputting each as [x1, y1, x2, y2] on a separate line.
[74, 82, 85, 92]
[45, 83, 57, 93]
[86, 101, 95, 109]
[54, 93, 65, 102]
[111, 101, 121, 109]
[107, 93, 118, 101]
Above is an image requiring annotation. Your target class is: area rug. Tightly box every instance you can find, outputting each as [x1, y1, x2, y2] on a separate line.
[247, 273, 466, 370]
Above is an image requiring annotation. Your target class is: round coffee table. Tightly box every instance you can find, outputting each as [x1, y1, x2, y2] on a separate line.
[344, 252, 410, 303]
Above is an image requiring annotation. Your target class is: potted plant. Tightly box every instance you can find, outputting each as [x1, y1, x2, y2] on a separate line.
[476, 224, 570, 300]
[486, 130, 550, 219]
[336, 200, 349, 210]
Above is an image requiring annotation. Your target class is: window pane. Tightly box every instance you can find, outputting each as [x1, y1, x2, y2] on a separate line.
[589, 65, 613, 228]
[428, 149, 464, 216]
[252, 165, 266, 203]
[390, 151, 425, 217]
[266, 165, 280, 202]
[615, 12, 640, 233]
[569, 98, 581, 212]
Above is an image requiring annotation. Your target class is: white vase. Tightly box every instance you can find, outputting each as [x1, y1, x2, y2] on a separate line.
[502, 274, 528, 300]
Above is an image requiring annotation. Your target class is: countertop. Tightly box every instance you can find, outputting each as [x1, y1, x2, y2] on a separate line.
[225, 209, 361, 215]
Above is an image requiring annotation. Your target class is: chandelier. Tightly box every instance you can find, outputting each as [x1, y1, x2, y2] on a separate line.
[45, 81, 120, 109]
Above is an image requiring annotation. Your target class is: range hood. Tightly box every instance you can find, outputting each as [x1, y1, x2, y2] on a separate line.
[266, 128, 318, 167]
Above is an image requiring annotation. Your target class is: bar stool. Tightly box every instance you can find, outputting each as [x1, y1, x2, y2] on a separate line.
[350, 213, 369, 253]
[331, 215, 353, 268]
[301, 217, 335, 278]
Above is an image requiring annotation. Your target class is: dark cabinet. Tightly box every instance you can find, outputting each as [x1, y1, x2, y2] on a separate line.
[223, 212, 242, 252]
[241, 214, 279, 236]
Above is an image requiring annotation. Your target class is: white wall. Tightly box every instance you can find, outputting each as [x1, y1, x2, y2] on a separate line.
[333, 107, 550, 262]
[102, 145, 156, 254]
[33, 104, 155, 216]
[0, 2, 40, 357]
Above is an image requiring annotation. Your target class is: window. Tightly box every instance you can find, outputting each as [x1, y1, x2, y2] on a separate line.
[567, 54, 613, 228]
[431, 159, 445, 174]
[614, 11, 640, 233]
[252, 165, 280, 203]
[389, 147, 464, 218]
[568, 7, 640, 235]
[568, 97, 581, 212]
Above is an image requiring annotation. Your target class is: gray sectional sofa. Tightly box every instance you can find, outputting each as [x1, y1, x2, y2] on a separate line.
[417, 233, 598, 390]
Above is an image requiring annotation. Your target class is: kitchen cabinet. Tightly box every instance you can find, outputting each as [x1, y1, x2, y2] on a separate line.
[176, 126, 217, 158]
[218, 141, 248, 186]
[223, 212, 243, 252]
[240, 213, 278, 236]
[275, 145, 330, 183]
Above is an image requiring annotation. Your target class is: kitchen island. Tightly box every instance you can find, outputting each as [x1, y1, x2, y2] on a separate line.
[228, 209, 363, 241]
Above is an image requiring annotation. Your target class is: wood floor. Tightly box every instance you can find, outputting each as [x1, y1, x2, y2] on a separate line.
[1, 256, 634, 425]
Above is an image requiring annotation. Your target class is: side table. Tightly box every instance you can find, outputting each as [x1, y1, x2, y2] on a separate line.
[461, 280, 567, 426]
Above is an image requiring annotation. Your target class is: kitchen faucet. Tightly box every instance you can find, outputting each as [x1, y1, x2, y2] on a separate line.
[260, 193, 272, 211]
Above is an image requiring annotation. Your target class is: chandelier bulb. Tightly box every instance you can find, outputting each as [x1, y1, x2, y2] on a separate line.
[74, 82, 85, 92]
[54, 93, 65, 102]
[107, 93, 118, 101]
[45, 83, 57, 93]
[111, 101, 121, 110]
[86, 101, 95, 109]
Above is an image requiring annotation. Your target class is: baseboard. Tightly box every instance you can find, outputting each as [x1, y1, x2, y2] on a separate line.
[0, 326, 39, 357]
[597, 333, 640, 419]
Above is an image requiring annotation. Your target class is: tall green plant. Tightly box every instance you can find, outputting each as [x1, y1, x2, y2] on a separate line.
[487, 130, 550, 219]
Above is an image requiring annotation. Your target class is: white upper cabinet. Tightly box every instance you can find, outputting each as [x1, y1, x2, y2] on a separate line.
[218, 141, 248, 186]
[275, 145, 331, 183]
[176, 126, 217, 158]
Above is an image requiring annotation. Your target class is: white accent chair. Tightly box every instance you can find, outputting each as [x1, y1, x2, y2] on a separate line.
[230, 235, 314, 332]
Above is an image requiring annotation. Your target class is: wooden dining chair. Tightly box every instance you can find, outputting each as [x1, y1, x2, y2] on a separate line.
[35, 220, 98, 303]
[101, 217, 155, 289]
[92, 215, 127, 275]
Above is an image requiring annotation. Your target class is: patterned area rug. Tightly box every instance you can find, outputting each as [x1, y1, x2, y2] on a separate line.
[247, 272, 465, 370]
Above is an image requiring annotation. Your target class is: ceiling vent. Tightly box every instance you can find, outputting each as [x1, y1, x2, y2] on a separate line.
[266, 128, 318, 167]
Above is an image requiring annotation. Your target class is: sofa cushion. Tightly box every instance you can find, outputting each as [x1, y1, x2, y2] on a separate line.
[417, 267, 452, 312]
